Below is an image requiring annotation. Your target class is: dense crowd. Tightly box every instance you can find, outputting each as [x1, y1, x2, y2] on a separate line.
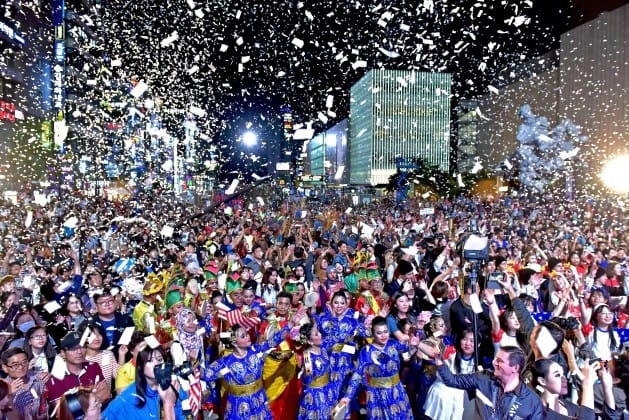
[0, 186, 627, 420]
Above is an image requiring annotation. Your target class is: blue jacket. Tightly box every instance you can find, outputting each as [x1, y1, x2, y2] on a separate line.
[102, 382, 187, 420]
[437, 364, 543, 420]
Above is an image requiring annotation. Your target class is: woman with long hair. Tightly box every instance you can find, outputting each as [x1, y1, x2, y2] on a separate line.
[62, 293, 88, 331]
[386, 292, 417, 343]
[530, 358, 611, 419]
[260, 268, 281, 307]
[79, 321, 122, 388]
[586, 303, 620, 361]
[23, 325, 56, 373]
[102, 346, 186, 419]
[423, 328, 476, 420]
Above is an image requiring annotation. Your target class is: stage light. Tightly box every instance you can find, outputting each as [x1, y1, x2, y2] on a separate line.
[600, 154, 629, 194]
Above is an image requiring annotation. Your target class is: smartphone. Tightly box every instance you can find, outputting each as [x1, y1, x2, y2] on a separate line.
[487, 272, 504, 290]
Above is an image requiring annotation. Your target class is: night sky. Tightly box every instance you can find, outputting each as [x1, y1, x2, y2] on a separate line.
[72, 0, 628, 178]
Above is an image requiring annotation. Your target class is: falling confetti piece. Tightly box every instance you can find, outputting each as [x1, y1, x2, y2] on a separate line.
[160, 31, 178, 48]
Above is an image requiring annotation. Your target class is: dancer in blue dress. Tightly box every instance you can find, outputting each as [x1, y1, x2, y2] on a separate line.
[202, 310, 304, 420]
[340, 316, 414, 420]
[296, 322, 335, 420]
[316, 291, 368, 401]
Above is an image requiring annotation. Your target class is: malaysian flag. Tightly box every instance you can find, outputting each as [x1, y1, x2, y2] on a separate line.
[215, 303, 260, 329]
[188, 369, 203, 418]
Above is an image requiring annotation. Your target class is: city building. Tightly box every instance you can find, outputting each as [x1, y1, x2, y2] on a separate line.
[454, 99, 481, 174]
[0, 1, 53, 190]
[306, 118, 348, 186]
[474, 3, 628, 191]
[475, 50, 560, 168]
[348, 69, 451, 186]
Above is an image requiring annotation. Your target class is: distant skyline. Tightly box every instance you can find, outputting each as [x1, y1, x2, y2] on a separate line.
[97, 0, 627, 140]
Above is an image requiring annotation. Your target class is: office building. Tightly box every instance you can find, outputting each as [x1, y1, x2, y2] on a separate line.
[475, 3, 628, 191]
[349, 69, 451, 186]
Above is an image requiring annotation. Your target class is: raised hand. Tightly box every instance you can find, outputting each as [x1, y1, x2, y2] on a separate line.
[378, 303, 390, 318]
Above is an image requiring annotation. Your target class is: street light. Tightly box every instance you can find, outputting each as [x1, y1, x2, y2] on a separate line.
[242, 131, 257, 147]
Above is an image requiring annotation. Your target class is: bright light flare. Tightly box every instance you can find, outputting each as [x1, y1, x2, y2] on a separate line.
[601, 154, 629, 194]
[242, 131, 257, 146]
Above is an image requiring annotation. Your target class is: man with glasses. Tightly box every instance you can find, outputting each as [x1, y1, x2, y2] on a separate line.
[44, 331, 111, 409]
[1, 347, 47, 418]
[92, 291, 134, 353]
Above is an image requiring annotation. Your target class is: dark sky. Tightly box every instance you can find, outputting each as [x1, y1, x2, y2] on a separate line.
[83, 0, 628, 155]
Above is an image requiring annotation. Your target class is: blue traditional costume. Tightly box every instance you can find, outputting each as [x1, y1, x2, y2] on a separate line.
[203, 326, 290, 420]
[344, 340, 413, 420]
[298, 348, 335, 420]
[316, 308, 366, 400]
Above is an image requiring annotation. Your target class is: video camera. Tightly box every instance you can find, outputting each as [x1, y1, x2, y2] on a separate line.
[154, 360, 194, 391]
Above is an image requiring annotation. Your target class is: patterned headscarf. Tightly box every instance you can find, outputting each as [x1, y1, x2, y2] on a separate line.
[175, 309, 203, 359]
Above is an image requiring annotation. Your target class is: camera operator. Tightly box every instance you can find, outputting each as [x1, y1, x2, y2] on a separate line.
[102, 345, 186, 420]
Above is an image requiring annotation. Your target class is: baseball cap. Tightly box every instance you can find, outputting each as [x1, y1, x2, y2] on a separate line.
[60, 331, 82, 350]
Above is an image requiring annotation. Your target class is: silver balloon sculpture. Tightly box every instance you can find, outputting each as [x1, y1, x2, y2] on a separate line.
[513, 104, 588, 194]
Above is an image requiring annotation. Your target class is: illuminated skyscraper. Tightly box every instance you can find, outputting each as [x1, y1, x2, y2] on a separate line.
[349, 69, 451, 186]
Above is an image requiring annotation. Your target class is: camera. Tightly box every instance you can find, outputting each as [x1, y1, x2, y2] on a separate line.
[154, 362, 173, 390]
[565, 316, 580, 330]
[174, 361, 193, 379]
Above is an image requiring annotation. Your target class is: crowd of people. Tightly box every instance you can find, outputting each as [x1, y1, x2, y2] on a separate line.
[0, 185, 627, 419]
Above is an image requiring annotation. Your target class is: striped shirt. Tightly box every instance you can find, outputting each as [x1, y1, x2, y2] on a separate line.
[86, 350, 119, 387]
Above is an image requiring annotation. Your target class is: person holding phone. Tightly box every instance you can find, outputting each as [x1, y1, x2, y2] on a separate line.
[530, 357, 616, 419]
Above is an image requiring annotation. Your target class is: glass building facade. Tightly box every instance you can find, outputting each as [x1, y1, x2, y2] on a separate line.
[349, 69, 451, 185]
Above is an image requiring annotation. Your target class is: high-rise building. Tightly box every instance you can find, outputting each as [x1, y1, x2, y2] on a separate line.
[307, 119, 348, 186]
[474, 3, 628, 192]
[349, 69, 451, 186]
[454, 99, 481, 174]
[0, 1, 54, 190]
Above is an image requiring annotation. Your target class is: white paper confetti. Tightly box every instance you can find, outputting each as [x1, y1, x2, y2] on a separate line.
[160, 31, 179, 48]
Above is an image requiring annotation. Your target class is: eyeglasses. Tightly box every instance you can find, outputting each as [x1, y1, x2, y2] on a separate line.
[30, 335, 47, 340]
[6, 359, 28, 369]
[97, 299, 115, 306]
